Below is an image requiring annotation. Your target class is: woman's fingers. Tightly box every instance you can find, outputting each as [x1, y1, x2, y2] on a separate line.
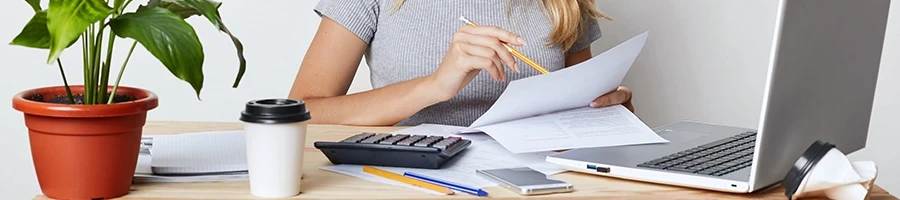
[457, 39, 507, 81]
[458, 41, 493, 58]
[453, 26, 528, 81]
[591, 86, 633, 107]
[457, 32, 519, 73]
[462, 33, 520, 73]
[473, 56, 503, 81]
[492, 55, 506, 81]
[459, 43, 503, 81]
[460, 25, 526, 46]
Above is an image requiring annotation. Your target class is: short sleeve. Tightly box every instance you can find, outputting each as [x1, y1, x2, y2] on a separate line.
[314, 0, 380, 44]
[569, 18, 602, 53]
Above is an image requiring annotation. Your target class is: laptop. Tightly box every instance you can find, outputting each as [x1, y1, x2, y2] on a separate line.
[546, 0, 891, 193]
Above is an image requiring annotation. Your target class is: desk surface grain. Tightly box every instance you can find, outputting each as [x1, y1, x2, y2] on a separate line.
[34, 121, 896, 200]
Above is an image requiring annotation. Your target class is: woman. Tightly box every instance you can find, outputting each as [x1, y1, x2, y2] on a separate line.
[289, 0, 634, 127]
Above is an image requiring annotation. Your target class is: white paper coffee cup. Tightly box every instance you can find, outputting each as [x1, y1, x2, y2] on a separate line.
[240, 99, 311, 198]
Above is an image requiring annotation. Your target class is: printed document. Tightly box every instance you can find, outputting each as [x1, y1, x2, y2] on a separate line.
[457, 31, 669, 153]
[477, 105, 666, 153]
[320, 126, 565, 194]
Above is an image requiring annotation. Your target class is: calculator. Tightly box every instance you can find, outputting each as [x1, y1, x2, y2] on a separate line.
[314, 132, 472, 169]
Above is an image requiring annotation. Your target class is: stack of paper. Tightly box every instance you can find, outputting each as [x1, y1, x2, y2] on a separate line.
[133, 130, 251, 183]
[149, 130, 248, 174]
[134, 153, 249, 183]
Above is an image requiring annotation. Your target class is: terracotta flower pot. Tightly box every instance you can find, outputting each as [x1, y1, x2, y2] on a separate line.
[12, 85, 158, 200]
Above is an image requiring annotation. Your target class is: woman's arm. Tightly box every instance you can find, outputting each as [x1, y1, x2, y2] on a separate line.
[289, 17, 444, 126]
[289, 17, 525, 126]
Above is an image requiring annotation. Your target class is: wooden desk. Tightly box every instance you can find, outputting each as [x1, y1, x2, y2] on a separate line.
[35, 121, 896, 199]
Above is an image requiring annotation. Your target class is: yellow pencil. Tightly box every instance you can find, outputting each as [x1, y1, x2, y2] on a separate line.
[459, 16, 551, 74]
[362, 166, 454, 195]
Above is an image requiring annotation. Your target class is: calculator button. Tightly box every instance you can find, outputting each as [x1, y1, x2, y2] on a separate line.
[431, 139, 457, 151]
[378, 134, 409, 145]
[432, 143, 450, 151]
[413, 136, 444, 147]
[397, 135, 426, 146]
[341, 132, 375, 143]
[360, 133, 392, 144]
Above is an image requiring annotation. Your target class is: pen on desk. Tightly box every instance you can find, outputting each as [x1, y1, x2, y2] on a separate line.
[362, 166, 454, 195]
[404, 172, 489, 196]
[459, 16, 550, 75]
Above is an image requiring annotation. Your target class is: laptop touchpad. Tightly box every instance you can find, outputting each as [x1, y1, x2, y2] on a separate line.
[656, 129, 708, 143]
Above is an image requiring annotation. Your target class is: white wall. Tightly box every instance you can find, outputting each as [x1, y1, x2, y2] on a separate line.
[591, 0, 899, 193]
[0, 0, 895, 199]
[0, 0, 345, 198]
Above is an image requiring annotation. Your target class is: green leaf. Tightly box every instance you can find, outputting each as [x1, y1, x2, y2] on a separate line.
[147, 0, 160, 8]
[9, 10, 78, 50]
[10, 11, 50, 49]
[155, 0, 247, 88]
[27, 0, 42, 12]
[113, 0, 125, 11]
[143, 1, 198, 18]
[46, 0, 112, 64]
[109, 7, 205, 97]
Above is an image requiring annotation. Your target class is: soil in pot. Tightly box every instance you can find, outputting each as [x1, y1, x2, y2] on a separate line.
[26, 93, 135, 104]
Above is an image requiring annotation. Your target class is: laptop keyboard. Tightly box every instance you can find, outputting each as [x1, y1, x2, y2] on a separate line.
[637, 132, 756, 176]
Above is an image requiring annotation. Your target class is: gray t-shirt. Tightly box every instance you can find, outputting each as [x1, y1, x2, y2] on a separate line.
[313, 0, 602, 126]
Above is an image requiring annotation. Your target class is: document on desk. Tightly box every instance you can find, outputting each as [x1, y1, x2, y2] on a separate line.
[320, 126, 565, 192]
[477, 105, 667, 153]
[457, 31, 669, 153]
[134, 134, 250, 183]
[149, 130, 247, 175]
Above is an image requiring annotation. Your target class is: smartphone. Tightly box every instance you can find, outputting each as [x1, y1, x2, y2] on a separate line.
[476, 167, 573, 195]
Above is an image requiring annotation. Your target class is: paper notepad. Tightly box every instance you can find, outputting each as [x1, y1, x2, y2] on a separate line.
[149, 130, 248, 175]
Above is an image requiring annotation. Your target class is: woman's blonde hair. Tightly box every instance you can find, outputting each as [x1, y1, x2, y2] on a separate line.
[392, 0, 611, 52]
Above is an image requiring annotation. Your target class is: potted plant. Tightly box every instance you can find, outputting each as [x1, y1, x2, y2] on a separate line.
[9, 0, 247, 199]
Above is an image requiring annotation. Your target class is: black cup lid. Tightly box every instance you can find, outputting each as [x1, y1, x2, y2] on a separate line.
[783, 140, 835, 198]
[240, 99, 311, 124]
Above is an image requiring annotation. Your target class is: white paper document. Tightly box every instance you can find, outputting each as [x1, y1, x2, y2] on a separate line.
[149, 130, 248, 175]
[135, 146, 250, 183]
[385, 124, 564, 174]
[477, 105, 668, 153]
[468, 31, 651, 128]
[320, 125, 566, 194]
[452, 31, 669, 153]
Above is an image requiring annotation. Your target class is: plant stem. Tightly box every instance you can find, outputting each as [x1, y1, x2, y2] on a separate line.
[119, 0, 133, 15]
[56, 59, 74, 104]
[101, 27, 116, 104]
[86, 25, 96, 104]
[82, 33, 89, 100]
[92, 25, 105, 104]
[109, 41, 138, 104]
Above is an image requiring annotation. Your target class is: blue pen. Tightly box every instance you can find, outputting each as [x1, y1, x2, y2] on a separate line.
[403, 172, 489, 196]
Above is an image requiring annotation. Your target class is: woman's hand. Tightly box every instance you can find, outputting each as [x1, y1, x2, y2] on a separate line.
[590, 86, 635, 112]
[426, 25, 526, 101]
